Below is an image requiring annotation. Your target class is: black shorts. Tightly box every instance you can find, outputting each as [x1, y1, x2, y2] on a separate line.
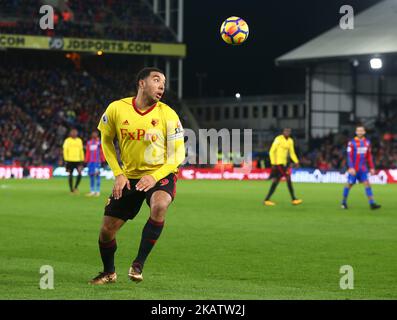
[269, 165, 290, 179]
[104, 173, 177, 221]
[65, 161, 83, 172]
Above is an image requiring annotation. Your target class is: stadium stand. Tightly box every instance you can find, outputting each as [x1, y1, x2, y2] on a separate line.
[0, 0, 175, 42]
[0, 51, 185, 167]
[1, 1, 396, 171]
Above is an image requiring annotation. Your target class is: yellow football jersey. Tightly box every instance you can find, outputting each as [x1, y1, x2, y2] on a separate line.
[269, 135, 299, 165]
[98, 97, 185, 181]
[63, 137, 84, 162]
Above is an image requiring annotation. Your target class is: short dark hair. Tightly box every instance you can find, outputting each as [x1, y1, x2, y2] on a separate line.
[135, 67, 165, 90]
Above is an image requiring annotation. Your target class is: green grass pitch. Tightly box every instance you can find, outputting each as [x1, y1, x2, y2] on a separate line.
[0, 178, 396, 299]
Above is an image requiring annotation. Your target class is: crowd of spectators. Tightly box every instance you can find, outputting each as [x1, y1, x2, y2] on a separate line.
[299, 130, 397, 170]
[0, 62, 135, 167]
[0, 57, 185, 168]
[0, 0, 175, 42]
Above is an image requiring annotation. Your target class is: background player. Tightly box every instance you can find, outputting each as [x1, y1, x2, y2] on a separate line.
[63, 128, 84, 194]
[90, 67, 185, 285]
[264, 128, 303, 206]
[341, 126, 381, 210]
[85, 130, 105, 197]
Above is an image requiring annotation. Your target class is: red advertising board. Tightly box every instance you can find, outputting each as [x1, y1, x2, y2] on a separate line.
[1, 166, 397, 184]
[0, 166, 53, 179]
[177, 167, 397, 184]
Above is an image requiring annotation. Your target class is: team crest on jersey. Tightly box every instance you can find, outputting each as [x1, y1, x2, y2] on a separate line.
[102, 114, 108, 124]
[122, 120, 129, 125]
[159, 178, 169, 186]
[151, 119, 159, 127]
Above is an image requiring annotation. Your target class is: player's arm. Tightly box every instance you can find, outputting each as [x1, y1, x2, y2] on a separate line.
[136, 114, 185, 192]
[85, 142, 90, 163]
[62, 139, 69, 162]
[101, 135, 123, 174]
[366, 142, 375, 174]
[346, 141, 356, 175]
[98, 104, 130, 199]
[79, 139, 85, 163]
[269, 138, 279, 165]
[289, 139, 299, 165]
[99, 144, 106, 164]
[150, 116, 185, 182]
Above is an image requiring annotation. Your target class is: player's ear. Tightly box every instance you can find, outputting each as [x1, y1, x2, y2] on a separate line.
[138, 79, 145, 90]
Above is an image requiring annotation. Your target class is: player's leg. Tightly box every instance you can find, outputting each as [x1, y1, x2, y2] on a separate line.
[129, 175, 176, 282]
[74, 163, 83, 192]
[86, 163, 95, 196]
[286, 173, 302, 205]
[264, 177, 280, 205]
[264, 165, 282, 205]
[341, 183, 353, 209]
[68, 171, 74, 193]
[362, 179, 381, 210]
[90, 216, 125, 285]
[90, 181, 144, 285]
[95, 166, 101, 196]
[66, 163, 74, 193]
[88, 173, 95, 195]
[98, 216, 125, 271]
[342, 171, 357, 209]
[130, 190, 172, 282]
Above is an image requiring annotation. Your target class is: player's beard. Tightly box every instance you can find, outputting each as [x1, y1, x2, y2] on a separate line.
[141, 91, 157, 106]
[149, 88, 163, 102]
[153, 91, 163, 102]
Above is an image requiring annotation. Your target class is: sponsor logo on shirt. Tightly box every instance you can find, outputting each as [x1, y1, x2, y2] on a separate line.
[357, 147, 368, 154]
[120, 128, 160, 142]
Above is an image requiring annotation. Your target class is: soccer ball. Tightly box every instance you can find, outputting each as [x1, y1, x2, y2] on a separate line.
[220, 16, 249, 45]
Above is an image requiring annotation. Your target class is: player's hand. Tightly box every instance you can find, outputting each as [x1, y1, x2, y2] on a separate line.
[113, 174, 130, 199]
[370, 168, 376, 175]
[293, 162, 300, 168]
[136, 175, 156, 192]
[348, 168, 356, 176]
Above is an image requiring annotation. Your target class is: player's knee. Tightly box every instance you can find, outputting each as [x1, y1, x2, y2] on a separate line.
[150, 202, 169, 219]
[100, 224, 117, 240]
